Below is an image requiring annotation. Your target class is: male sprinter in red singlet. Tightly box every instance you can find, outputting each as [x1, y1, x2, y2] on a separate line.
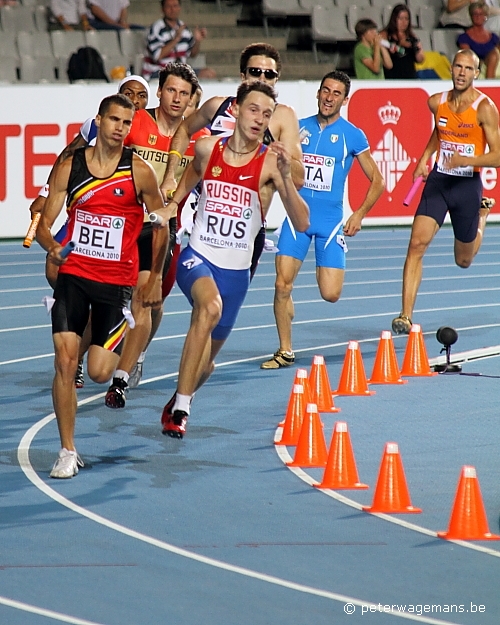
[160, 42, 305, 281]
[152, 81, 310, 439]
[392, 49, 500, 335]
[104, 63, 200, 408]
[36, 94, 168, 479]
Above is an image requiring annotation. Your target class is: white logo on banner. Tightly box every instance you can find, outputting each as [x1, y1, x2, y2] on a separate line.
[373, 129, 411, 194]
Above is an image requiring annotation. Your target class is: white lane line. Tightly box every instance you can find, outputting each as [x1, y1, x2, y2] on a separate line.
[17, 410, 464, 625]
[0, 596, 106, 625]
[3, 320, 500, 368]
[5, 292, 500, 336]
[273, 433, 500, 560]
[0, 273, 44, 279]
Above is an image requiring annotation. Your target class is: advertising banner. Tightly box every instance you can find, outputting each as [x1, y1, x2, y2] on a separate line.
[1, 80, 499, 238]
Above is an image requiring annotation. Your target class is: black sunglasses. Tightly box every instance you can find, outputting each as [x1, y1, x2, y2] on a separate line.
[246, 67, 279, 80]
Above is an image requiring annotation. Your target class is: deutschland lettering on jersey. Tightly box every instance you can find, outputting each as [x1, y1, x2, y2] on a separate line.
[59, 146, 144, 286]
[189, 138, 267, 270]
[125, 108, 173, 184]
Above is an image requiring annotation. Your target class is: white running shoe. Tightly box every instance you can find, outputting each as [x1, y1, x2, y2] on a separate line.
[128, 360, 144, 389]
[50, 448, 84, 479]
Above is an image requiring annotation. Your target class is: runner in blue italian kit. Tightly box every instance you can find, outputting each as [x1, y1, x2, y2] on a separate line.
[261, 70, 385, 370]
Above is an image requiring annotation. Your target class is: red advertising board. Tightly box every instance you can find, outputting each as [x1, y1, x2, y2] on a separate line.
[347, 87, 432, 217]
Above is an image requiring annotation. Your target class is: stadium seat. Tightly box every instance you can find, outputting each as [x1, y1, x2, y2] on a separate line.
[85, 30, 129, 74]
[431, 28, 462, 59]
[119, 29, 147, 75]
[348, 5, 384, 33]
[415, 4, 441, 30]
[20, 55, 57, 82]
[0, 57, 18, 82]
[0, 5, 37, 32]
[311, 5, 354, 62]
[262, 0, 310, 36]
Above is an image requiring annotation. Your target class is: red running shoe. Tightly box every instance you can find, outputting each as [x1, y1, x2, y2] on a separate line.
[163, 407, 188, 439]
[161, 393, 176, 429]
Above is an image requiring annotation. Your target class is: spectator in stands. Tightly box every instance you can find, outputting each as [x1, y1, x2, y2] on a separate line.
[142, 0, 216, 80]
[49, 0, 93, 30]
[439, 0, 473, 28]
[354, 18, 393, 79]
[87, 0, 143, 30]
[458, 2, 500, 77]
[380, 4, 424, 78]
[484, 0, 500, 34]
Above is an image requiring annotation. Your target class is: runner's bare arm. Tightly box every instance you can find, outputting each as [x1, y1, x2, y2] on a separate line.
[160, 96, 222, 197]
[135, 157, 170, 308]
[344, 150, 384, 237]
[414, 126, 439, 180]
[449, 98, 500, 169]
[36, 159, 72, 265]
[274, 103, 305, 189]
[28, 133, 87, 218]
[267, 142, 309, 232]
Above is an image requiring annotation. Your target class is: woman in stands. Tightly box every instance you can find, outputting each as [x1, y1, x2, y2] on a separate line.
[457, 2, 500, 77]
[380, 4, 424, 78]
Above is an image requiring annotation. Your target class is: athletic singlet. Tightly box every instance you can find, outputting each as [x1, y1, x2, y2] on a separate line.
[189, 137, 267, 270]
[210, 96, 275, 145]
[59, 146, 144, 287]
[435, 91, 489, 177]
[298, 114, 369, 208]
[125, 108, 173, 184]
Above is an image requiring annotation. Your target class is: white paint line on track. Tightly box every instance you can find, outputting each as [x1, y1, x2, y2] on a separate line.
[273, 432, 500, 560]
[0, 596, 106, 625]
[17, 411, 464, 625]
[0, 273, 45, 279]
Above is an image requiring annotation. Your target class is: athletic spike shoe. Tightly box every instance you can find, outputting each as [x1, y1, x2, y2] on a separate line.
[260, 349, 295, 369]
[161, 393, 177, 431]
[50, 448, 84, 479]
[128, 361, 144, 389]
[163, 409, 188, 439]
[391, 314, 412, 335]
[105, 377, 129, 409]
[480, 197, 495, 211]
[74, 359, 84, 389]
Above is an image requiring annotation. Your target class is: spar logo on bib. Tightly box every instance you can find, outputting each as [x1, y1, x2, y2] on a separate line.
[347, 88, 431, 217]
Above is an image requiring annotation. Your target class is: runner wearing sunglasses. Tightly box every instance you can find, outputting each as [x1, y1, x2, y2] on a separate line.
[160, 42, 305, 279]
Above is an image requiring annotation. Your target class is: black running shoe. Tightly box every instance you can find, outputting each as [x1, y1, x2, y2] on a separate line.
[105, 377, 129, 409]
[163, 409, 188, 439]
[74, 359, 84, 389]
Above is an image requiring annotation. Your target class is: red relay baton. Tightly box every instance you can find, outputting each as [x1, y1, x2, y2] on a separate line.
[403, 176, 423, 206]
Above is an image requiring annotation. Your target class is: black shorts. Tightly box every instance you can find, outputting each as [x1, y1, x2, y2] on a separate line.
[138, 217, 177, 278]
[52, 273, 132, 353]
[415, 169, 482, 243]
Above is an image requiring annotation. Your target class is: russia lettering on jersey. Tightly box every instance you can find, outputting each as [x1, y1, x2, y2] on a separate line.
[189, 138, 266, 270]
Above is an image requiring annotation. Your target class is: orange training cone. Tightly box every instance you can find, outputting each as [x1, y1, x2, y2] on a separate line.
[308, 355, 340, 413]
[369, 331, 407, 385]
[278, 369, 310, 426]
[363, 442, 421, 514]
[333, 341, 375, 396]
[400, 324, 437, 377]
[287, 403, 328, 468]
[437, 466, 500, 541]
[277, 384, 306, 446]
[314, 421, 368, 490]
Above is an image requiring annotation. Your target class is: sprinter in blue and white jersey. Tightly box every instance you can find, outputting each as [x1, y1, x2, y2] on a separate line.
[261, 70, 385, 370]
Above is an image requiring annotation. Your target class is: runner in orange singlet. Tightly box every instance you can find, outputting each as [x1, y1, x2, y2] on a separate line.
[392, 49, 500, 335]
